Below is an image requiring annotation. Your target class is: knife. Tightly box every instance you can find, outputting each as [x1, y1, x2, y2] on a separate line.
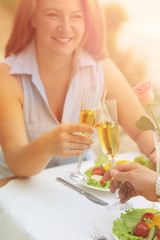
[56, 177, 108, 206]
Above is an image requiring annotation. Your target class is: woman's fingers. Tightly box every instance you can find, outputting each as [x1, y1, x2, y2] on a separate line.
[60, 122, 96, 135]
[66, 142, 92, 151]
[71, 133, 95, 145]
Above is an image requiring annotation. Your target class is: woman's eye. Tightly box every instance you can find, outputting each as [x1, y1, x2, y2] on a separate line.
[47, 13, 60, 18]
[73, 15, 83, 20]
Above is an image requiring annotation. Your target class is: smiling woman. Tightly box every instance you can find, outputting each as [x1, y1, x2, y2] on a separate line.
[0, 0, 156, 179]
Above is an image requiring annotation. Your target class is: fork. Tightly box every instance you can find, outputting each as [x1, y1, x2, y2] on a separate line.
[88, 222, 108, 240]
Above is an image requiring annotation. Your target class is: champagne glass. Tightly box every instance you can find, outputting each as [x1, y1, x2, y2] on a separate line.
[64, 83, 106, 184]
[97, 99, 132, 210]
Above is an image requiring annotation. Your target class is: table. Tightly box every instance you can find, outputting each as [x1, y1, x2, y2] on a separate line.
[0, 151, 153, 240]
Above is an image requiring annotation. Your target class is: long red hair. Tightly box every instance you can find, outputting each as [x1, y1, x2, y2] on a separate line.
[5, 0, 108, 60]
[5, 0, 36, 57]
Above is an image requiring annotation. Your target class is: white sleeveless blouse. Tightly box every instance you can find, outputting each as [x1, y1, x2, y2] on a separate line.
[2, 41, 104, 168]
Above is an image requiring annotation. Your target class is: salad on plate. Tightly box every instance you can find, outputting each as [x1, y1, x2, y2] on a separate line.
[83, 154, 156, 191]
[113, 208, 160, 240]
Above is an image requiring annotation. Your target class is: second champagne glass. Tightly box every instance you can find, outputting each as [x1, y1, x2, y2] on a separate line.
[97, 99, 132, 210]
[64, 83, 105, 184]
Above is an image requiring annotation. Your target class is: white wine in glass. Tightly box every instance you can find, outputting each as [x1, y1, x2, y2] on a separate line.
[64, 83, 105, 184]
[97, 99, 132, 210]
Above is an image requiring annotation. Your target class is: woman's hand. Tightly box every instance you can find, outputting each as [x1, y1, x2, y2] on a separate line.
[101, 162, 159, 203]
[47, 122, 96, 158]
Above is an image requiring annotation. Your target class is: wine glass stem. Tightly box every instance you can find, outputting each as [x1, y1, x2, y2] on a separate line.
[77, 154, 83, 171]
[109, 158, 119, 201]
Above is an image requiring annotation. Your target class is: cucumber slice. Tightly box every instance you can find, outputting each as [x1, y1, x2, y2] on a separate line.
[147, 226, 158, 240]
[90, 175, 102, 182]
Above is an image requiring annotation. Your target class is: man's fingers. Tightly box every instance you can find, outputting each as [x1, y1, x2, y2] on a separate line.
[110, 179, 121, 193]
[110, 166, 133, 182]
[118, 182, 138, 203]
[116, 163, 135, 172]
[101, 170, 111, 182]
[101, 163, 138, 187]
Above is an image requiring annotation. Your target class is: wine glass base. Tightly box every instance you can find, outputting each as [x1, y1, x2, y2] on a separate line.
[64, 170, 86, 184]
[106, 199, 133, 211]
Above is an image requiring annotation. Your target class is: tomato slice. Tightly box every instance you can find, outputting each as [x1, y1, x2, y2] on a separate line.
[141, 212, 154, 222]
[134, 222, 149, 238]
[92, 167, 104, 176]
[99, 180, 105, 185]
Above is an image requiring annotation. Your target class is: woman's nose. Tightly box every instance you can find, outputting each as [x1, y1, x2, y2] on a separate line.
[58, 17, 72, 33]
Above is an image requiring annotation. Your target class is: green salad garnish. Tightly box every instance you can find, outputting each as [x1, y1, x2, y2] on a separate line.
[113, 208, 159, 240]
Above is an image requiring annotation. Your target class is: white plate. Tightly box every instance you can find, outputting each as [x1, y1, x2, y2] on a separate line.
[82, 182, 110, 192]
[113, 233, 119, 240]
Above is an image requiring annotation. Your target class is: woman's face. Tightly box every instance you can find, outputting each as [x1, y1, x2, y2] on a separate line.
[33, 0, 85, 58]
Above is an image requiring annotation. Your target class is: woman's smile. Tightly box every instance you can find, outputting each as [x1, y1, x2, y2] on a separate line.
[52, 36, 73, 45]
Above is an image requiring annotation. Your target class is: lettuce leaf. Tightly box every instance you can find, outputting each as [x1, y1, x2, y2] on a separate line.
[84, 154, 110, 189]
[134, 155, 156, 171]
[94, 154, 109, 167]
[86, 178, 110, 189]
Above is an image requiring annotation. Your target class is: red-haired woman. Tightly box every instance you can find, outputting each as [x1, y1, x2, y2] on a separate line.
[0, 0, 155, 177]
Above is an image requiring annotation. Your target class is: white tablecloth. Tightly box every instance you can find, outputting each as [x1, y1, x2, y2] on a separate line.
[0, 151, 154, 240]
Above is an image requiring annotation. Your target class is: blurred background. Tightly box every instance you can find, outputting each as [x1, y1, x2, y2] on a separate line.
[0, 0, 160, 154]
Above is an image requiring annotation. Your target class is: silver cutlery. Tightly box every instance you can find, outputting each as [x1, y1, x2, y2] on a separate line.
[89, 222, 108, 240]
[56, 177, 109, 206]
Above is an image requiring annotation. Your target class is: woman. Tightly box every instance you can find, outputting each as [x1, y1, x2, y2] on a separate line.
[0, 0, 155, 178]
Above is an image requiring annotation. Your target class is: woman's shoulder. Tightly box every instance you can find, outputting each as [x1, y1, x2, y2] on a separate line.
[0, 61, 11, 76]
[1, 41, 35, 76]
[103, 57, 117, 70]
[0, 61, 23, 103]
[103, 57, 126, 80]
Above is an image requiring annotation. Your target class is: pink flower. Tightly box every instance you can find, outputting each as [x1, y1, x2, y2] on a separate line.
[133, 81, 160, 134]
[133, 81, 155, 104]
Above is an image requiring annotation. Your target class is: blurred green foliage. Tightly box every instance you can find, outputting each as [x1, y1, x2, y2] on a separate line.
[104, 3, 146, 87]
[0, 0, 19, 11]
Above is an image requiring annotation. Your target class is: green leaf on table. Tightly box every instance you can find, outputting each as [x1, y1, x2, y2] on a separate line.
[135, 116, 155, 131]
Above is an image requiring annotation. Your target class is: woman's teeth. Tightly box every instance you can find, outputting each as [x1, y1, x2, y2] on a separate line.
[56, 38, 70, 42]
